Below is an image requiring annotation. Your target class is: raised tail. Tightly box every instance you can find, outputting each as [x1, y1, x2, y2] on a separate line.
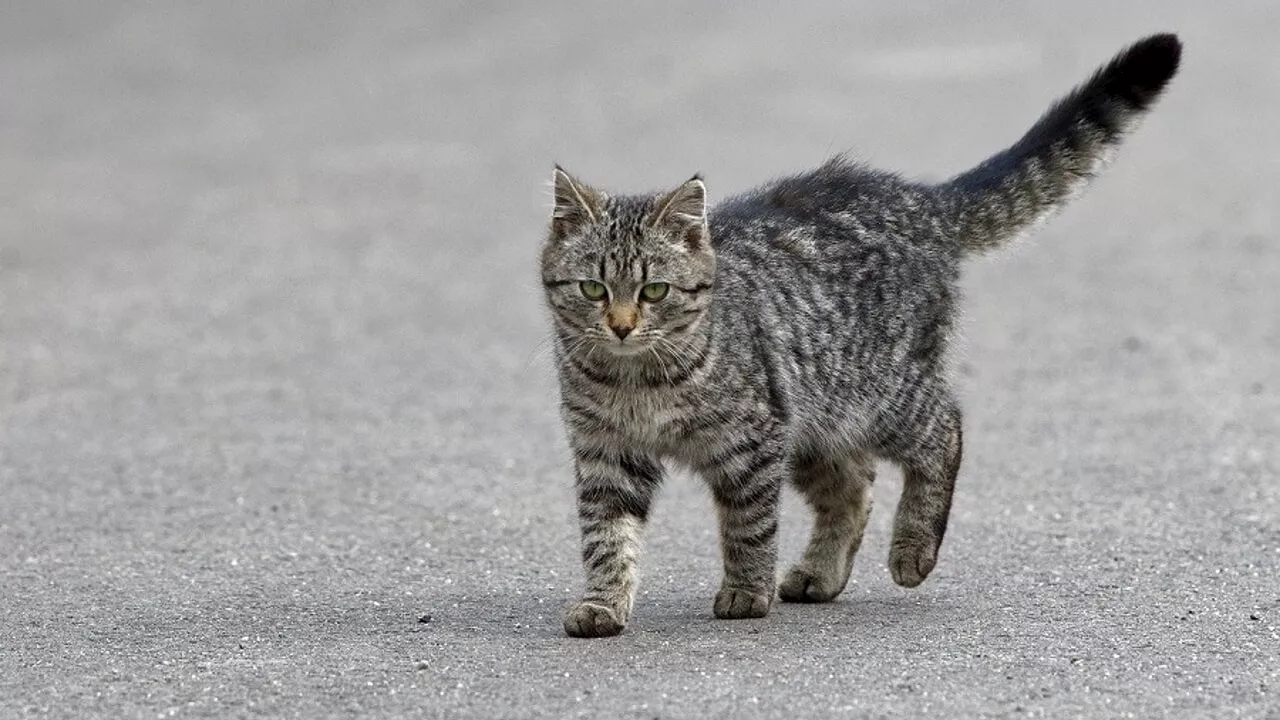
[944, 33, 1182, 255]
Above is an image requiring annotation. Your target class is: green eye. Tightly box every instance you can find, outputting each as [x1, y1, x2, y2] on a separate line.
[579, 280, 608, 300]
[640, 282, 669, 302]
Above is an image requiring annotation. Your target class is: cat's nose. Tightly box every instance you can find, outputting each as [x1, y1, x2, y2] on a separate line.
[611, 325, 633, 340]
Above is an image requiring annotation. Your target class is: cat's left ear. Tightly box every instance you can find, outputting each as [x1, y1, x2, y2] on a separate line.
[649, 175, 708, 248]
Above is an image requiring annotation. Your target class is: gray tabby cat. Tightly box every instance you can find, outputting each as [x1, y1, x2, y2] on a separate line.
[541, 34, 1181, 637]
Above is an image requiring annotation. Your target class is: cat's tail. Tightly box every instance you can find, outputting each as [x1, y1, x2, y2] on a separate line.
[942, 33, 1181, 256]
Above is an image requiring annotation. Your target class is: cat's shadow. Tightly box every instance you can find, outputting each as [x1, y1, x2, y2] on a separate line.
[427, 589, 957, 643]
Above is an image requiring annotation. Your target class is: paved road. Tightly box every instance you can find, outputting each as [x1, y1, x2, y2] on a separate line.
[2, 2, 1277, 718]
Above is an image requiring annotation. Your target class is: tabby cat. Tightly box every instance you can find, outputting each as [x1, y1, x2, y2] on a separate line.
[541, 35, 1181, 637]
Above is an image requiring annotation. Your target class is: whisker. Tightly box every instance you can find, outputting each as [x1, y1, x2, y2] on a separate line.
[521, 336, 559, 372]
[655, 335, 697, 380]
[646, 344, 675, 386]
[522, 331, 600, 378]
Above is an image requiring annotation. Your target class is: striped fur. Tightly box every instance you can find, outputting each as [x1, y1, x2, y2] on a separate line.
[544, 35, 1181, 637]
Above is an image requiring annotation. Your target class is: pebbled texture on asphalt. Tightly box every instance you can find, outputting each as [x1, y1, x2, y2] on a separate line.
[1, 2, 1277, 718]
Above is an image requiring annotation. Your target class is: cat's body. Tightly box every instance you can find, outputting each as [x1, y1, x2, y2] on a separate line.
[541, 35, 1182, 637]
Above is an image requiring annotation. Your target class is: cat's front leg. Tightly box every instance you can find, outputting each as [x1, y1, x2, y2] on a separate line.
[700, 432, 785, 620]
[563, 444, 663, 638]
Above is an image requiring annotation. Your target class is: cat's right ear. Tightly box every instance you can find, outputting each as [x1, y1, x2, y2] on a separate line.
[550, 165, 605, 241]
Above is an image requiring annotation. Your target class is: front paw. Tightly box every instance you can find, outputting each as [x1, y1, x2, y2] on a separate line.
[563, 601, 626, 638]
[713, 586, 773, 619]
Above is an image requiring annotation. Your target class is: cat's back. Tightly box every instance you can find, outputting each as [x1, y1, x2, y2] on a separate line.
[709, 156, 955, 263]
[707, 157, 958, 295]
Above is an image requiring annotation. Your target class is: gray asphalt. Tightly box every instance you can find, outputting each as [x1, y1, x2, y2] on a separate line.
[2, 2, 1278, 718]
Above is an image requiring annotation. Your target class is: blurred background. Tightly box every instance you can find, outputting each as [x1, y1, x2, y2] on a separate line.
[2, 2, 1276, 718]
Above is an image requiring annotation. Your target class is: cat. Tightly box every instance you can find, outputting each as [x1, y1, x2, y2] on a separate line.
[540, 34, 1181, 637]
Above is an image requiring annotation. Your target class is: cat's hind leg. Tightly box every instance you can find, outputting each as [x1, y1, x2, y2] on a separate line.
[779, 451, 875, 603]
[881, 393, 962, 588]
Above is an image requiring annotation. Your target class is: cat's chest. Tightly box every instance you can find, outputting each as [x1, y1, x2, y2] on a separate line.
[595, 387, 694, 451]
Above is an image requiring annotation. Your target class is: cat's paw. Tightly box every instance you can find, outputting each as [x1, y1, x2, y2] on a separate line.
[563, 601, 626, 638]
[889, 540, 937, 588]
[713, 586, 772, 619]
[779, 565, 845, 603]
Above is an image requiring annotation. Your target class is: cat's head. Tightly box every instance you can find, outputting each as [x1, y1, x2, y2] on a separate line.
[541, 166, 715, 357]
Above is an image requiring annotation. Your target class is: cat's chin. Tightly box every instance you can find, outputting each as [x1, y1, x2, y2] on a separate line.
[603, 342, 651, 358]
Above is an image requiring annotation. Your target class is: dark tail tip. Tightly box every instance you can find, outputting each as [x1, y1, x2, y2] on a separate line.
[1102, 33, 1182, 108]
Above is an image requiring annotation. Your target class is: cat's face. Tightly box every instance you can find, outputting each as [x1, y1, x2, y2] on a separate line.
[541, 167, 715, 358]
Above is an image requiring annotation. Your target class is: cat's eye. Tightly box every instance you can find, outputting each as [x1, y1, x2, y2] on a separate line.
[639, 283, 669, 302]
[579, 280, 608, 301]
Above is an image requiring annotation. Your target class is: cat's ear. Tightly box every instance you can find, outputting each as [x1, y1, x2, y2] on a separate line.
[550, 165, 605, 241]
[650, 175, 708, 248]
